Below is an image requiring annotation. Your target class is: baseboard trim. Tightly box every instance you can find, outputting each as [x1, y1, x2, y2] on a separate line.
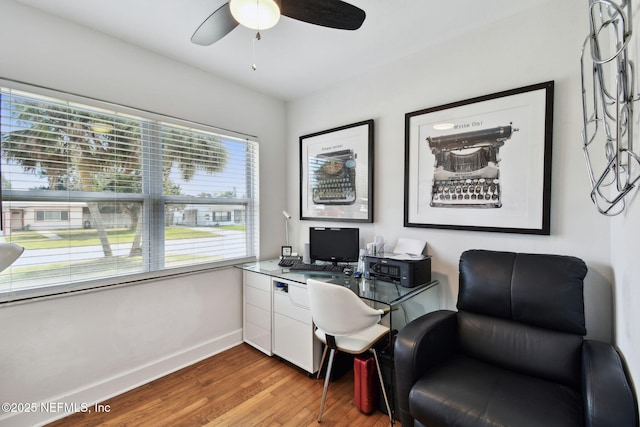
[0, 329, 243, 427]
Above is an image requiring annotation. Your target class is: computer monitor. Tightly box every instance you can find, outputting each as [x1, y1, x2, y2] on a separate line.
[309, 227, 359, 265]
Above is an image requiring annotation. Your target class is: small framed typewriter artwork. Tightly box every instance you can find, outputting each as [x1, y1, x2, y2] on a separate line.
[300, 119, 374, 223]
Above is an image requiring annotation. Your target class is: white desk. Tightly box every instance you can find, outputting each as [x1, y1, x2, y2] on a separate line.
[237, 259, 440, 375]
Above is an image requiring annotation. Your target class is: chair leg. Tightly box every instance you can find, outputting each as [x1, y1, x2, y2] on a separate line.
[317, 344, 328, 379]
[318, 348, 335, 423]
[371, 348, 394, 426]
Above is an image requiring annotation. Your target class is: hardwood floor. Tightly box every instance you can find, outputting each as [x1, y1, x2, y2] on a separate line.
[47, 344, 396, 426]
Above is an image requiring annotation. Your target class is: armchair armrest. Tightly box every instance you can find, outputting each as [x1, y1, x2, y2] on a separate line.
[582, 340, 639, 427]
[394, 310, 458, 427]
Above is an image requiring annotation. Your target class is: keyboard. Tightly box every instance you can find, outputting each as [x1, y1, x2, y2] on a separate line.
[288, 263, 346, 274]
[312, 177, 356, 205]
[430, 177, 502, 208]
[278, 256, 302, 267]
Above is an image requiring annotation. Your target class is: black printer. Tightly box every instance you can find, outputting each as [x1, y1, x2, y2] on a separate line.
[363, 255, 431, 288]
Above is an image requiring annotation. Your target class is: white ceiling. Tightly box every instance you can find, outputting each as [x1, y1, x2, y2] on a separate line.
[15, 0, 550, 101]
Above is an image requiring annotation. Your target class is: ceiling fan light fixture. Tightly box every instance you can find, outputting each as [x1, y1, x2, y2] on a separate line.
[230, 0, 281, 30]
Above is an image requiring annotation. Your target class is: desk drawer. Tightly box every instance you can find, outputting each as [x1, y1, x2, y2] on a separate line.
[244, 271, 271, 292]
[244, 320, 271, 354]
[273, 312, 314, 372]
[245, 284, 270, 311]
[287, 283, 310, 308]
[245, 301, 270, 327]
[273, 289, 311, 324]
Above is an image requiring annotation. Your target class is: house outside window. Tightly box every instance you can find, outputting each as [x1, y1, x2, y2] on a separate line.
[0, 84, 259, 302]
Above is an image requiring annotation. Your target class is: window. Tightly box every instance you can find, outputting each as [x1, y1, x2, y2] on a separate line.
[35, 210, 70, 222]
[0, 84, 259, 302]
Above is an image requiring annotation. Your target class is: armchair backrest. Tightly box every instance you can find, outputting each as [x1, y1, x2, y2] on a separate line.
[456, 250, 588, 388]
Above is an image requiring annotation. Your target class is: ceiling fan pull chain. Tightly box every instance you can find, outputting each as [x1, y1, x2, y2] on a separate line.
[252, 31, 261, 71]
[251, 0, 261, 71]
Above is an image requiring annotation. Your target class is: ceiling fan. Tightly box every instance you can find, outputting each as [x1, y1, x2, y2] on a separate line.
[191, 0, 366, 46]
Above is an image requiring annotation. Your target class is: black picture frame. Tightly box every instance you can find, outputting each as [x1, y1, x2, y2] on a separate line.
[300, 119, 374, 222]
[404, 81, 554, 234]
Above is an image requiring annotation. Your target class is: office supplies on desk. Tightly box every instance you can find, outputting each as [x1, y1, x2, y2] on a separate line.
[303, 243, 311, 264]
[366, 238, 385, 256]
[389, 238, 427, 260]
[356, 248, 366, 273]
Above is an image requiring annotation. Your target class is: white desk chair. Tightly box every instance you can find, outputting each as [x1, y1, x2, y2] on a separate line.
[306, 278, 393, 425]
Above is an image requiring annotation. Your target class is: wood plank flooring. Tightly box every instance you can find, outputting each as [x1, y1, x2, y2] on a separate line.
[46, 344, 396, 427]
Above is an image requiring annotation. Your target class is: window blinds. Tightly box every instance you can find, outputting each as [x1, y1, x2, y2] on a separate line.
[0, 85, 259, 302]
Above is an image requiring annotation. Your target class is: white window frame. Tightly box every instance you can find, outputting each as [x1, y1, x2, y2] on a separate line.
[0, 80, 259, 303]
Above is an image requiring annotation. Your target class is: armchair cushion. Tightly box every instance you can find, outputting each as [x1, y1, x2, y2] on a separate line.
[458, 311, 583, 388]
[409, 354, 583, 427]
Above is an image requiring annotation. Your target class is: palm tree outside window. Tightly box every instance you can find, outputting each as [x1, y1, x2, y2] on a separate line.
[0, 85, 259, 302]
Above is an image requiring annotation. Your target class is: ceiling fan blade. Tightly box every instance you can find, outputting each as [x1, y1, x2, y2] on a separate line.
[191, 2, 239, 46]
[280, 0, 365, 30]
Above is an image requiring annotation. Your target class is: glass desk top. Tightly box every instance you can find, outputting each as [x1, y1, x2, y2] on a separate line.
[236, 259, 438, 307]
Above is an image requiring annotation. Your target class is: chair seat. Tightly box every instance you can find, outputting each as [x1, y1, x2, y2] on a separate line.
[409, 354, 583, 427]
[315, 323, 389, 354]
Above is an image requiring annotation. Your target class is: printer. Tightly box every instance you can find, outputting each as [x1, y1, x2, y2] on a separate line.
[363, 255, 431, 288]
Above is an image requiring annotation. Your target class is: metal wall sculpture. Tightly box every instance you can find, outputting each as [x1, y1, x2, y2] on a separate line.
[581, 0, 640, 215]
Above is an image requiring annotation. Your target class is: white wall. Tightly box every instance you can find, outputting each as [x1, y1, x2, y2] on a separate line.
[0, 1, 286, 425]
[610, 187, 640, 406]
[609, 0, 640, 405]
[287, 0, 636, 385]
[0, 268, 243, 426]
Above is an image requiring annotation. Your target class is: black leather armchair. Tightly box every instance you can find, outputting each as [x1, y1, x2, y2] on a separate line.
[394, 250, 638, 427]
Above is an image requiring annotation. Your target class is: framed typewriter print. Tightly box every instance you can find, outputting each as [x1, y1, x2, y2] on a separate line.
[300, 119, 374, 222]
[404, 81, 554, 234]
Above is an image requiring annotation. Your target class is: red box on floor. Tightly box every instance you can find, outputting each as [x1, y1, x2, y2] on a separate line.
[353, 354, 379, 414]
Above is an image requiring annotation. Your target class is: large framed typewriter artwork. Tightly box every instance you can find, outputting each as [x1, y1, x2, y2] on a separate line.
[404, 82, 554, 234]
[300, 120, 374, 222]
